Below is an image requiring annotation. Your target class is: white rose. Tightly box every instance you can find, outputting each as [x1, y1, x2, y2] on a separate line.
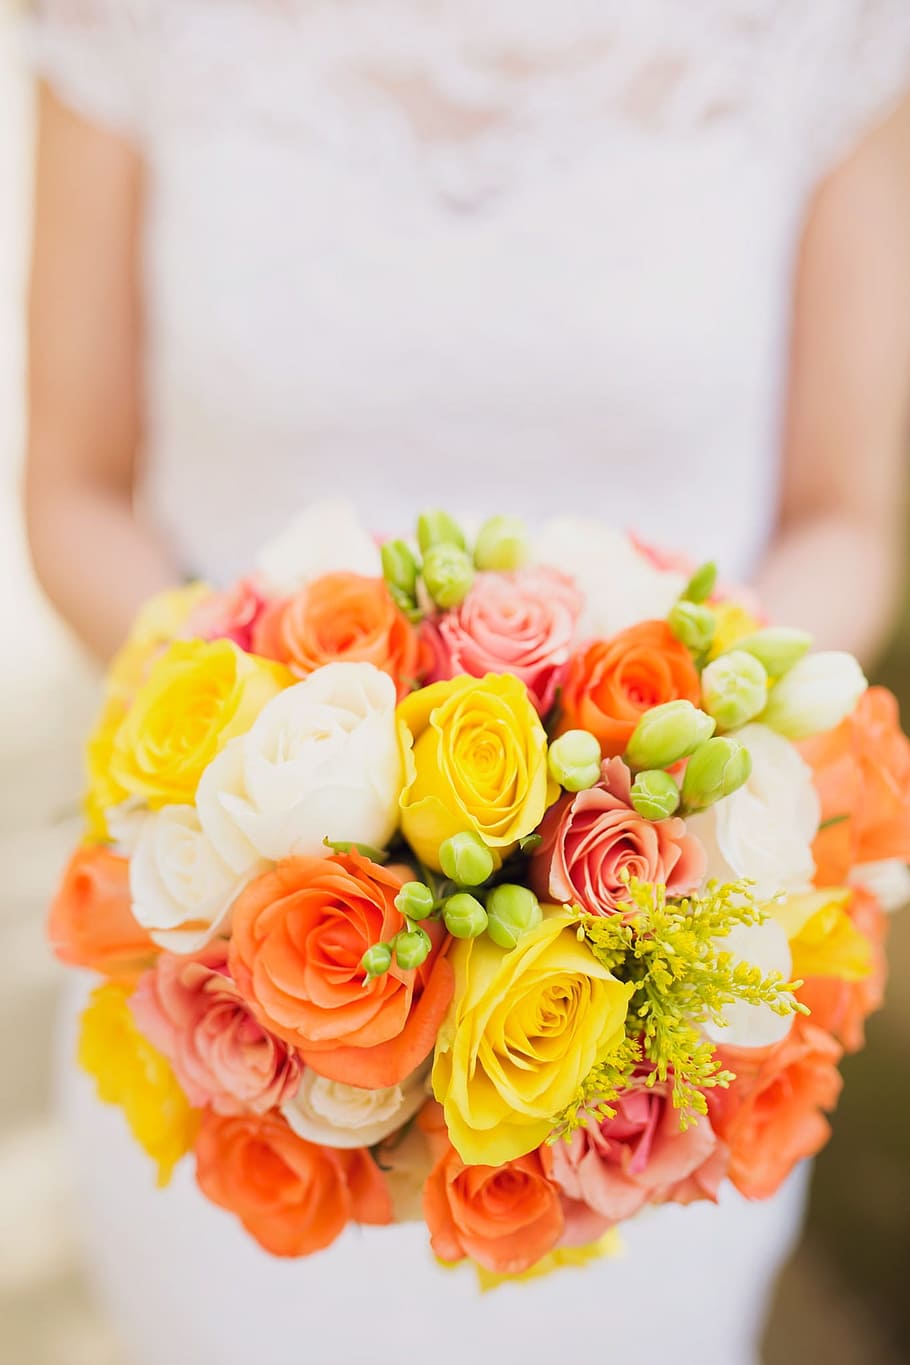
[704, 919, 794, 1049]
[282, 1067, 430, 1150]
[535, 518, 684, 640]
[849, 858, 910, 914]
[687, 723, 820, 900]
[130, 805, 260, 954]
[196, 662, 403, 866]
[255, 498, 379, 594]
[761, 652, 867, 740]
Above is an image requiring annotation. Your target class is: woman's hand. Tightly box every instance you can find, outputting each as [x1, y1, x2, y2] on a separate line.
[760, 90, 910, 666]
[24, 85, 176, 662]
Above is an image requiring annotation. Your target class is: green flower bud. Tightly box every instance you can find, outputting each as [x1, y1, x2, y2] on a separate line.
[439, 832, 495, 887]
[443, 893, 489, 940]
[548, 729, 602, 792]
[393, 926, 432, 971]
[473, 516, 531, 572]
[381, 539, 420, 601]
[630, 769, 681, 821]
[422, 543, 475, 609]
[733, 627, 813, 678]
[625, 700, 716, 772]
[701, 650, 768, 731]
[668, 600, 716, 654]
[486, 885, 542, 950]
[417, 508, 466, 555]
[682, 737, 752, 813]
[682, 561, 718, 604]
[394, 881, 436, 922]
[361, 943, 393, 978]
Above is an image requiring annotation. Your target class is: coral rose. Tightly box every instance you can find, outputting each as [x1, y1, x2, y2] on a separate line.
[131, 942, 301, 1115]
[424, 1142, 564, 1275]
[48, 844, 157, 977]
[186, 578, 268, 653]
[229, 852, 453, 1088]
[531, 756, 705, 915]
[800, 687, 910, 887]
[559, 620, 701, 756]
[707, 1019, 843, 1200]
[796, 888, 888, 1053]
[195, 1109, 391, 1256]
[422, 566, 582, 715]
[550, 1074, 728, 1229]
[253, 572, 424, 700]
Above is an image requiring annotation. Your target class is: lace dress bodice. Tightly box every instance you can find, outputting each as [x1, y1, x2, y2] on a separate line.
[28, 0, 910, 586]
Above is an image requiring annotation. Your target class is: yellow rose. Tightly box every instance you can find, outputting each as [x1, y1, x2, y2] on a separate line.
[109, 639, 290, 809]
[771, 889, 873, 982]
[397, 673, 556, 871]
[708, 602, 762, 659]
[84, 583, 212, 838]
[432, 908, 634, 1166]
[78, 981, 198, 1185]
[472, 1229, 622, 1292]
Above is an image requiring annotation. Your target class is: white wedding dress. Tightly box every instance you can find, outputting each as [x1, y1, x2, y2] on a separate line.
[28, 3, 910, 1363]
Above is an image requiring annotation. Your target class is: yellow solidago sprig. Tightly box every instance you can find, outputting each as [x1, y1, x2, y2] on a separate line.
[78, 981, 199, 1185]
[557, 876, 807, 1136]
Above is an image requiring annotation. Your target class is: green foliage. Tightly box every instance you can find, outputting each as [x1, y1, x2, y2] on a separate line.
[554, 876, 807, 1138]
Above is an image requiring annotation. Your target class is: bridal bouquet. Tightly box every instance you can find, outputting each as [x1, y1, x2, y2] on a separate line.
[49, 501, 910, 1281]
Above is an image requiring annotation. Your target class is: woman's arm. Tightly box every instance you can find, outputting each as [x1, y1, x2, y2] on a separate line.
[24, 85, 177, 661]
[758, 92, 910, 666]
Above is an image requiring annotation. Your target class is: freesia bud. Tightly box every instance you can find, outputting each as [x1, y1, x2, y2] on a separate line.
[733, 627, 812, 678]
[701, 651, 769, 731]
[443, 893, 489, 940]
[682, 561, 717, 604]
[473, 515, 531, 572]
[630, 769, 681, 821]
[381, 539, 419, 601]
[393, 927, 432, 971]
[625, 700, 716, 771]
[548, 730, 603, 791]
[417, 509, 467, 555]
[486, 885, 542, 950]
[422, 544, 475, 609]
[668, 601, 716, 654]
[681, 737, 752, 812]
[439, 832, 495, 887]
[361, 943, 393, 978]
[760, 652, 867, 739]
[394, 881, 436, 922]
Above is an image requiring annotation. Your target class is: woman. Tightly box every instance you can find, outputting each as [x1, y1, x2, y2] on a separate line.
[23, 3, 910, 1364]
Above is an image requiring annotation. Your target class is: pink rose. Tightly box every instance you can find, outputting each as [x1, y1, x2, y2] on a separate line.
[531, 756, 706, 916]
[551, 1074, 728, 1231]
[186, 578, 268, 653]
[131, 942, 301, 1115]
[422, 566, 582, 715]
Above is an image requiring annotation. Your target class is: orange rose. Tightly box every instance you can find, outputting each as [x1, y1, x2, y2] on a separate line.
[708, 1020, 843, 1201]
[559, 620, 701, 756]
[424, 1140, 564, 1275]
[798, 888, 888, 1053]
[229, 852, 454, 1088]
[195, 1109, 391, 1257]
[48, 845, 157, 978]
[252, 572, 424, 699]
[800, 687, 910, 886]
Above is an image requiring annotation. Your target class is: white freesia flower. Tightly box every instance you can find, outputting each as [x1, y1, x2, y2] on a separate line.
[535, 518, 684, 640]
[256, 498, 380, 594]
[849, 858, 910, 914]
[282, 1067, 430, 1150]
[196, 662, 403, 866]
[686, 723, 820, 900]
[704, 919, 794, 1049]
[130, 805, 261, 954]
[761, 652, 867, 740]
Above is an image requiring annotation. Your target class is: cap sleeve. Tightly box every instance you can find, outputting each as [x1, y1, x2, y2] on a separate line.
[24, 0, 153, 140]
[813, 0, 910, 174]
